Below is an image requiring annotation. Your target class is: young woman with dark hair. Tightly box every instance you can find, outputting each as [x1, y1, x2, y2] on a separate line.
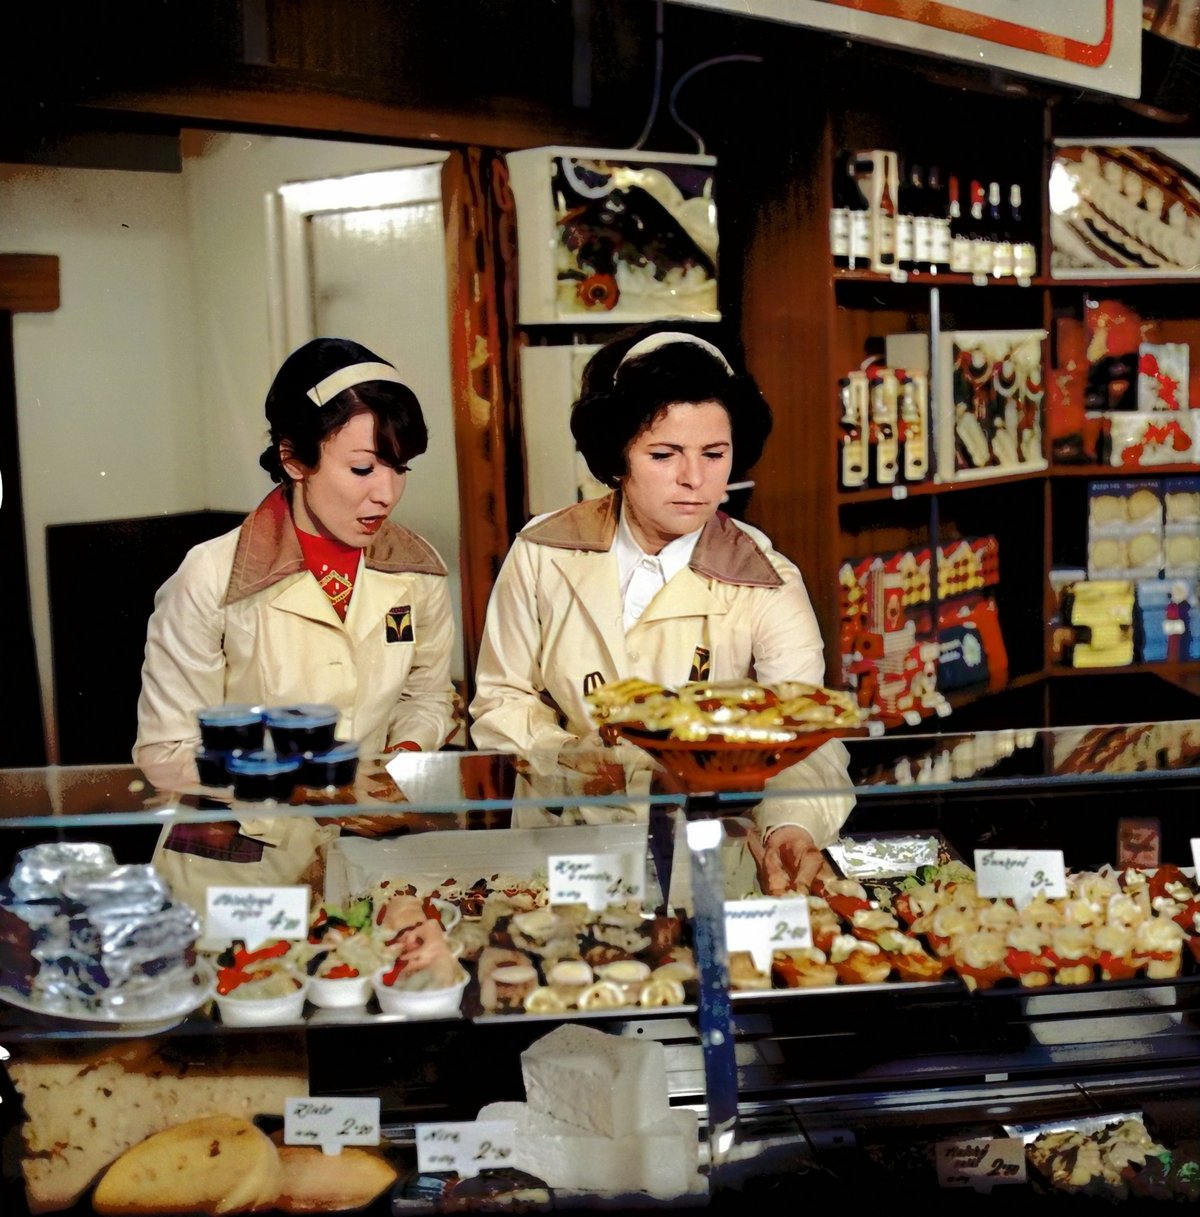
[470, 326, 852, 894]
[135, 338, 456, 899]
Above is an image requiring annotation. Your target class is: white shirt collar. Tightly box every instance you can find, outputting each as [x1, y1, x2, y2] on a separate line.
[615, 507, 703, 629]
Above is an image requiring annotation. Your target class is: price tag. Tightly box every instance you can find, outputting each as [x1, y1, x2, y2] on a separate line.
[1192, 838, 1200, 875]
[206, 885, 309, 948]
[1116, 818, 1160, 870]
[975, 850, 1066, 907]
[724, 897, 811, 973]
[936, 1137, 1026, 1189]
[891, 484, 908, 500]
[284, 1097, 380, 1156]
[417, 1121, 516, 1178]
[548, 853, 644, 910]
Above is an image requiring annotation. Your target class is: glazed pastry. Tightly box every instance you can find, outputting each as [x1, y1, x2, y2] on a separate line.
[1048, 925, 1097, 985]
[874, 930, 947, 982]
[1004, 923, 1054, 988]
[772, 947, 837, 989]
[952, 930, 1010, 991]
[1134, 915, 1185, 979]
[829, 934, 891, 985]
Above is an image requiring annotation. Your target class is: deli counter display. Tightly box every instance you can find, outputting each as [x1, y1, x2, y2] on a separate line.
[1, 720, 1199, 1213]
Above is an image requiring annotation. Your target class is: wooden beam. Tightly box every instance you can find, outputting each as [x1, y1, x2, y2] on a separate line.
[0, 255, 60, 313]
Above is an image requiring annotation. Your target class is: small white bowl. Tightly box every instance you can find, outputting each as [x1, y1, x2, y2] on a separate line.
[307, 970, 373, 1009]
[215, 973, 309, 1026]
[371, 964, 468, 1018]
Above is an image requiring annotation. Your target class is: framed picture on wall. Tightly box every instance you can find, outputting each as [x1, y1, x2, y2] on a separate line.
[506, 146, 719, 324]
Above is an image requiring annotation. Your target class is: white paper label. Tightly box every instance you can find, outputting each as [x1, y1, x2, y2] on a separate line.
[548, 853, 644, 910]
[724, 897, 811, 973]
[975, 850, 1066, 906]
[1192, 838, 1200, 874]
[206, 885, 310, 949]
[937, 1136, 1026, 1188]
[284, 1097, 380, 1155]
[417, 1121, 516, 1178]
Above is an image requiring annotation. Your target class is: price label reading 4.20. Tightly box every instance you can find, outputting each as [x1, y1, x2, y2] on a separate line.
[548, 853, 644, 911]
[974, 849, 1066, 907]
[284, 1098, 380, 1156]
[724, 897, 811, 973]
[416, 1121, 516, 1179]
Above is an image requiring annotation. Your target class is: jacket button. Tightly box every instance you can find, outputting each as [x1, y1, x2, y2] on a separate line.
[629, 650, 640, 663]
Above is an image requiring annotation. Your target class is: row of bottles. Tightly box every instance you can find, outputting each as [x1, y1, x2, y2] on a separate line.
[838, 366, 930, 490]
[830, 150, 1038, 282]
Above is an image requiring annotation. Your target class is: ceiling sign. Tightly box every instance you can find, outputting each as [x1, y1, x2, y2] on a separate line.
[679, 0, 1142, 99]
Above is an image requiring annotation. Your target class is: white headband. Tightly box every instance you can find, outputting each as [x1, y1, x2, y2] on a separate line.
[306, 361, 405, 407]
[618, 332, 734, 375]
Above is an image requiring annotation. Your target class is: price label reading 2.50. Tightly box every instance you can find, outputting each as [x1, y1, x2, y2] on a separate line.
[724, 897, 812, 973]
[974, 849, 1066, 907]
[416, 1121, 517, 1179]
[284, 1098, 380, 1156]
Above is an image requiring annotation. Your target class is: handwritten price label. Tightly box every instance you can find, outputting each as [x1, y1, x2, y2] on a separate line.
[284, 1098, 380, 1156]
[936, 1137, 1026, 1189]
[206, 885, 309, 949]
[724, 897, 811, 973]
[974, 850, 1066, 907]
[417, 1121, 516, 1178]
[548, 853, 644, 911]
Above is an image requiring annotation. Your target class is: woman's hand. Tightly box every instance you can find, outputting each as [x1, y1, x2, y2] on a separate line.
[747, 825, 832, 895]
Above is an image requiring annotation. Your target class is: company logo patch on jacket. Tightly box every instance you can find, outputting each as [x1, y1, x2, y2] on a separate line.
[689, 646, 711, 682]
[385, 605, 415, 644]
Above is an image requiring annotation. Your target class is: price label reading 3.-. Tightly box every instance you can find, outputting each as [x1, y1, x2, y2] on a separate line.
[974, 849, 1066, 907]
[724, 897, 812, 973]
[548, 853, 644, 911]
[936, 1137, 1026, 1189]
[206, 885, 310, 948]
[284, 1098, 380, 1156]
[416, 1121, 516, 1179]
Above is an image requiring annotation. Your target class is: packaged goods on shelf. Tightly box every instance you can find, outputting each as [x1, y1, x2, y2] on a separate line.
[1100, 408, 1199, 467]
[1135, 579, 1200, 662]
[838, 537, 1002, 717]
[837, 365, 929, 489]
[1087, 479, 1165, 579]
[1058, 579, 1136, 668]
[852, 148, 899, 275]
[1164, 476, 1200, 523]
[888, 329, 1047, 482]
[1139, 341, 1190, 411]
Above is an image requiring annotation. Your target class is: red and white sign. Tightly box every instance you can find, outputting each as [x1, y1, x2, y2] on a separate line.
[680, 0, 1141, 99]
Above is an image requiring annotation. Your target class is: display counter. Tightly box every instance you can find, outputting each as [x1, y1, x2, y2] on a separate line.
[1, 721, 1199, 1212]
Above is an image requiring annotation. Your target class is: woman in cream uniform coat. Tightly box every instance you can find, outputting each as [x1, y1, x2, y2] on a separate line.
[471, 329, 853, 894]
[135, 338, 456, 906]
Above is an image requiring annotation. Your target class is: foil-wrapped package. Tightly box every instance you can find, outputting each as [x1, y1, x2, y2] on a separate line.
[11, 842, 116, 901]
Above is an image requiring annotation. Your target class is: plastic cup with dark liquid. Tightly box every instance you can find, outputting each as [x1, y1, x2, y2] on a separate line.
[264, 704, 340, 757]
[226, 750, 303, 803]
[299, 741, 360, 791]
[196, 704, 265, 753]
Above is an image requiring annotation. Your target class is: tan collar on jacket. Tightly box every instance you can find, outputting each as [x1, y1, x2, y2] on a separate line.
[520, 492, 782, 588]
[224, 486, 446, 606]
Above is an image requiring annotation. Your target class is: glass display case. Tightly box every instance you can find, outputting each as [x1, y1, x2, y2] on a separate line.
[1, 723, 1199, 1212]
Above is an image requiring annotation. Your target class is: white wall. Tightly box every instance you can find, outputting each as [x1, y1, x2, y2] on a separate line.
[2, 133, 457, 760]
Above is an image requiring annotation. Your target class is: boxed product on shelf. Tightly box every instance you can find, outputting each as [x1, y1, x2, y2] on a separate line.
[1139, 342, 1190, 411]
[1059, 579, 1136, 668]
[853, 148, 900, 275]
[1135, 579, 1199, 662]
[890, 330, 1047, 482]
[1164, 522, 1200, 577]
[1050, 142, 1200, 278]
[1101, 409, 1199, 467]
[1088, 479, 1164, 529]
[505, 146, 719, 324]
[1087, 479, 1165, 580]
[837, 365, 929, 489]
[1164, 476, 1200, 524]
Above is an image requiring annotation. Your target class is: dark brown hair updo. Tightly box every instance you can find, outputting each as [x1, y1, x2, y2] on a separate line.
[569, 324, 773, 489]
[258, 337, 428, 485]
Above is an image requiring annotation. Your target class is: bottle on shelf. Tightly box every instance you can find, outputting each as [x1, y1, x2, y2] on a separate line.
[896, 159, 917, 274]
[829, 152, 852, 269]
[910, 163, 933, 275]
[897, 369, 929, 482]
[846, 161, 872, 271]
[838, 375, 868, 490]
[927, 165, 950, 274]
[969, 179, 993, 279]
[989, 180, 1014, 278]
[1010, 183, 1037, 282]
[867, 366, 899, 484]
[873, 154, 897, 273]
[948, 174, 973, 273]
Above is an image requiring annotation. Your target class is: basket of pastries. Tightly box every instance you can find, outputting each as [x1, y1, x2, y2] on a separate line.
[585, 677, 872, 792]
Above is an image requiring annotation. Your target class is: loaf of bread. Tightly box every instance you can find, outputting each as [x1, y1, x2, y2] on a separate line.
[5, 1036, 307, 1213]
[91, 1115, 283, 1215]
[274, 1142, 398, 1213]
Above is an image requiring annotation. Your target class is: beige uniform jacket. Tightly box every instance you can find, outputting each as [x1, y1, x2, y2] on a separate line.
[135, 487, 457, 784]
[469, 494, 854, 846]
